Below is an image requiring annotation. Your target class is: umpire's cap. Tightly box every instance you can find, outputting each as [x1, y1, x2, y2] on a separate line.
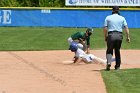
[112, 6, 120, 14]
[112, 6, 119, 11]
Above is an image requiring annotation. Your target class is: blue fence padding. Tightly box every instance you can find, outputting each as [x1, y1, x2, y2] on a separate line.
[0, 9, 140, 28]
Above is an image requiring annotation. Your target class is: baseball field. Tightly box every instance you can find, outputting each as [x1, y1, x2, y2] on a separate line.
[0, 27, 140, 93]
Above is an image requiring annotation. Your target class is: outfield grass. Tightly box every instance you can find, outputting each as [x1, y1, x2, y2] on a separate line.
[0, 27, 139, 50]
[0, 27, 140, 93]
[101, 68, 140, 93]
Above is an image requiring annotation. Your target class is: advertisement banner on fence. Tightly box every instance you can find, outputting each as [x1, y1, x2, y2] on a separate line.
[0, 10, 11, 25]
[65, 0, 140, 6]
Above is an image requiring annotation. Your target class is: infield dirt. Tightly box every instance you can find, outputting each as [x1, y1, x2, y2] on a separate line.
[0, 50, 139, 93]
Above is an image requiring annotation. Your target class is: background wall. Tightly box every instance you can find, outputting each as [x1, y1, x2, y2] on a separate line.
[0, 8, 140, 28]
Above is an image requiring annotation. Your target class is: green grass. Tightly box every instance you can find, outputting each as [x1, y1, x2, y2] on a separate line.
[0, 27, 139, 50]
[0, 27, 140, 93]
[101, 68, 140, 93]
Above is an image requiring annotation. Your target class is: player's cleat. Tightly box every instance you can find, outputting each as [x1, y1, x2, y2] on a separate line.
[115, 67, 120, 70]
[106, 64, 111, 71]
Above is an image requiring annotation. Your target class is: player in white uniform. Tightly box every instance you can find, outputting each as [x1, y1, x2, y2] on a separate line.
[74, 48, 108, 64]
[69, 42, 115, 64]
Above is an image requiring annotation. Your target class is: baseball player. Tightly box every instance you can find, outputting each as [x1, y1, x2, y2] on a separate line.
[69, 42, 115, 64]
[68, 28, 93, 54]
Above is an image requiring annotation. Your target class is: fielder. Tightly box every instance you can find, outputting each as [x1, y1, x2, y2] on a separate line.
[69, 42, 115, 64]
[68, 28, 93, 54]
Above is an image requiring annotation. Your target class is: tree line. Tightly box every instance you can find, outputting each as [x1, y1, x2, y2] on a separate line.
[0, 0, 64, 7]
[0, 0, 139, 8]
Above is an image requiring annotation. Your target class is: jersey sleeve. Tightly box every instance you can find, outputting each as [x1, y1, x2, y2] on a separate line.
[123, 17, 128, 27]
[86, 36, 90, 46]
[104, 16, 108, 27]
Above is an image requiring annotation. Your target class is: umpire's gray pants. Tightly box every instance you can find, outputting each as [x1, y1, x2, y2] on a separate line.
[106, 31, 123, 68]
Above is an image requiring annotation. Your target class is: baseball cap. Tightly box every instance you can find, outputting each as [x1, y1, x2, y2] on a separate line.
[112, 6, 119, 11]
[86, 28, 93, 32]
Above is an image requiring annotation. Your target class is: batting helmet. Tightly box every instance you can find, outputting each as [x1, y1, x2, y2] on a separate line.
[69, 42, 78, 52]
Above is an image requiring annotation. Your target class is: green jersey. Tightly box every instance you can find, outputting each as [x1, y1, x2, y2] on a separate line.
[71, 32, 90, 46]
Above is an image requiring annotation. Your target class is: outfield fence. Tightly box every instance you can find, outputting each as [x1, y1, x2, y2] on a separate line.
[0, 7, 140, 28]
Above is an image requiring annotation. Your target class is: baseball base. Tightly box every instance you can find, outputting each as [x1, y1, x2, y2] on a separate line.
[62, 61, 74, 64]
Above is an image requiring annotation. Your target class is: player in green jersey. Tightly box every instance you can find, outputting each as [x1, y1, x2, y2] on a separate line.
[68, 28, 93, 54]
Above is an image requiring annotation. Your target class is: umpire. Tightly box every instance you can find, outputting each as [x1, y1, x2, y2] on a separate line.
[103, 6, 130, 71]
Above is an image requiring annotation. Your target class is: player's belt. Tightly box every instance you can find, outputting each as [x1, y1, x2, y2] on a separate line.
[108, 31, 122, 34]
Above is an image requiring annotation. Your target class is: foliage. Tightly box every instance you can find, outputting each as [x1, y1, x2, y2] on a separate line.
[0, 0, 39, 7]
[39, 0, 65, 7]
[0, 0, 140, 7]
